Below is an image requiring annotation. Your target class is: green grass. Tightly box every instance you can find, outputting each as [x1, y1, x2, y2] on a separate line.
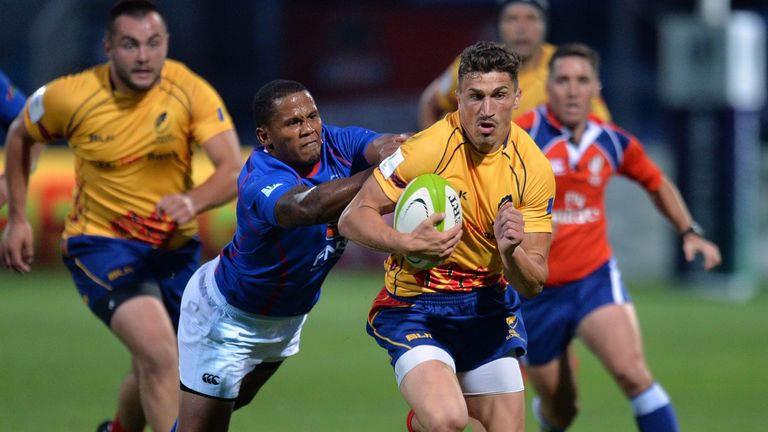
[1, 269, 766, 431]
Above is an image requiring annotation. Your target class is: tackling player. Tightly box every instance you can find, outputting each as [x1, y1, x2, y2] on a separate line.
[0, 1, 242, 431]
[173, 79, 406, 432]
[515, 43, 721, 432]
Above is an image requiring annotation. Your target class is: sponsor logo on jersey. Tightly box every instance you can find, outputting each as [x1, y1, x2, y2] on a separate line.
[588, 155, 604, 186]
[201, 373, 220, 385]
[155, 111, 169, 132]
[405, 332, 433, 342]
[261, 183, 283, 197]
[550, 158, 566, 175]
[557, 191, 600, 225]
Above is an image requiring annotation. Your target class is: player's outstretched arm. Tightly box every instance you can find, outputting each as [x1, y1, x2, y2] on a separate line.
[1, 115, 38, 272]
[338, 176, 461, 260]
[364, 133, 410, 165]
[494, 203, 550, 299]
[648, 175, 722, 270]
[156, 129, 242, 224]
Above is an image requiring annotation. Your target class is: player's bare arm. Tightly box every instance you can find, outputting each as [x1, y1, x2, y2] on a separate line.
[648, 175, 722, 270]
[494, 203, 550, 298]
[338, 176, 461, 259]
[274, 167, 375, 228]
[1, 116, 39, 272]
[273, 132, 409, 229]
[156, 129, 241, 224]
[418, 76, 447, 130]
[364, 133, 410, 165]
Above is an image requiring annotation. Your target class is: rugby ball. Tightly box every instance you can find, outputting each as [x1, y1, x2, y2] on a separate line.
[393, 174, 462, 269]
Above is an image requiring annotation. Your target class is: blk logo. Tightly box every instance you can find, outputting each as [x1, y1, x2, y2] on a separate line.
[202, 373, 221, 385]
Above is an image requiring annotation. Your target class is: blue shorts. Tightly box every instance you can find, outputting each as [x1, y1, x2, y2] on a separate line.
[520, 258, 631, 365]
[367, 285, 527, 373]
[61, 235, 201, 329]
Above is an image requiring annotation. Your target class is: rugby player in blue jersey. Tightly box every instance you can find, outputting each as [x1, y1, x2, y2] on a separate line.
[173, 79, 406, 431]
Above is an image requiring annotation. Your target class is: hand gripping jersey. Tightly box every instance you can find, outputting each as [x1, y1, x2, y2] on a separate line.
[214, 125, 380, 317]
[21, 60, 234, 249]
[375, 111, 555, 297]
[515, 106, 663, 285]
[434, 44, 611, 123]
[1, 69, 26, 130]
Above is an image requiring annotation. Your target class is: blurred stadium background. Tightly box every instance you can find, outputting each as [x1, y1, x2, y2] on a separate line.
[1, 0, 767, 431]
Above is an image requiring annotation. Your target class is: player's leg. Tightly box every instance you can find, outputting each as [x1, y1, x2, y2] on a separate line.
[462, 357, 526, 432]
[111, 293, 180, 432]
[400, 355, 468, 432]
[233, 361, 283, 410]
[577, 303, 678, 431]
[525, 352, 578, 431]
[519, 281, 580, 431]
[116, 362, 145, 431]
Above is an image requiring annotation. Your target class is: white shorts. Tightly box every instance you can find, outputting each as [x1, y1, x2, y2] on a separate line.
[395, 345, 525, 395]
[177, 257, 307, 399]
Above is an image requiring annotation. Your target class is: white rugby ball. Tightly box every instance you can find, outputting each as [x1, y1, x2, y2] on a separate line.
[393, 174, 462, 269]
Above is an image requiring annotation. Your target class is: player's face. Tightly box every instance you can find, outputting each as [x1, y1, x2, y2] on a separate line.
[498, 4, 546, 60]
[104, 12, 168, 93]
[457, 71, 520, 153]
[258, 91, 323, 173]
[547, 56, 599, 129]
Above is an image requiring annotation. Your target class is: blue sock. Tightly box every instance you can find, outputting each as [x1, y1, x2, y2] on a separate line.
[631, 383, 679, 432]
[169, 419, 178, 432]
[532, 396, 566, 432]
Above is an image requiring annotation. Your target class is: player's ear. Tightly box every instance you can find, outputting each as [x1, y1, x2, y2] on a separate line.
[513, 87, 521, 110]
[255, 127, 270, 147]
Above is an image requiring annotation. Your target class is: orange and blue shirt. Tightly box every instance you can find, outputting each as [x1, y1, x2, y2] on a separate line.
[374, 110, 555, 297]
[515, 106, 663, 285]
[22, 60, 234, 249]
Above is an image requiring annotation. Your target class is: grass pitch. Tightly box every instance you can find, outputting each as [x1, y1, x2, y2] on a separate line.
[1, 268, 765, 431]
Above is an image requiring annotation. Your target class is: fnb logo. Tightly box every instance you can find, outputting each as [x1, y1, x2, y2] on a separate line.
[202, 373, 221, 385]
[405, 332, 432, 342]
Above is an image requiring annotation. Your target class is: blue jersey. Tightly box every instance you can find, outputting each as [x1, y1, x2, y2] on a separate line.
[214, 124, 380, 316]
[1, 69, 26, 131]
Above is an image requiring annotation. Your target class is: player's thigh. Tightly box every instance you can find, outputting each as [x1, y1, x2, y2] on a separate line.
[462, 357, 525, 431]
[576, 303, 652, 389]
[234, 361, 283, 410]
[465, 392, 524, 432]
[400, 358, 467, 424]
[111, 294, 177, 364]
[177, 390, 235, 432]
[525, 352, 578, 404]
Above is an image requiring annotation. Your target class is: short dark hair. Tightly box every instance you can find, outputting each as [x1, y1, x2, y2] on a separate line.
[458, 41, 522, 87]
[548, 43, 601, 76]
[106, 0, 165, 39]
[497, 0, 548, 19]
[252, 80, 309, 128]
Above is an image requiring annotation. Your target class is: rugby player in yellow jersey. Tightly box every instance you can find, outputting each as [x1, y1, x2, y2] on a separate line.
[0, 1, 242, 432]
[340, 42, 555, 432]
[418, 0, 611, 130]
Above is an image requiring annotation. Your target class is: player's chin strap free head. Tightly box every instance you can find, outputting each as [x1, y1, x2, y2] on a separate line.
[496, 0, 549, 19]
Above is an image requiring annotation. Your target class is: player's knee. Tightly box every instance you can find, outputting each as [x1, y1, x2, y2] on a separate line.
[613, 364, 653, 396]
[134, 341, 178, 378]
[418, 408, 468, 432]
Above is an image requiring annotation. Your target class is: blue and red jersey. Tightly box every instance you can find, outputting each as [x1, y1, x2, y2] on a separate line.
[214, 124, 380, 316]
[515, 106, 663, 285]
